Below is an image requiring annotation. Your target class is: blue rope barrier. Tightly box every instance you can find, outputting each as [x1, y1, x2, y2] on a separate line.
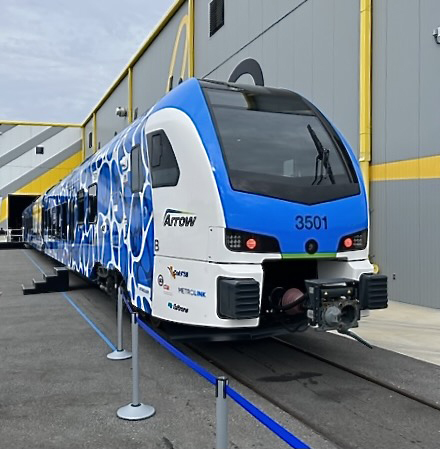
[122, 294, 134, 314]
[126, 299, 311, 449]
[137, 318, 217, 385]
[225, 385, 310, 449]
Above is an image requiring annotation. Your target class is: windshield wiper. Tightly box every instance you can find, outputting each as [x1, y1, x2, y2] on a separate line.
[307, 124, 336, 185]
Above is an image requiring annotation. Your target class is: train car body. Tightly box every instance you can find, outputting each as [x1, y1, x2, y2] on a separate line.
[23, 79, 387, 339]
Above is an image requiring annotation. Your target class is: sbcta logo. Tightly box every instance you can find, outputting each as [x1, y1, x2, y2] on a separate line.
[168, 265, 189, 279]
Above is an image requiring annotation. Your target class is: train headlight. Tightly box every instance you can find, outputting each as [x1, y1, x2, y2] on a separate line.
[343, 237, 353, 249]
[246, 238, 257, 250]
[338, 230, 367, 252]
[225, 229, 280, 253]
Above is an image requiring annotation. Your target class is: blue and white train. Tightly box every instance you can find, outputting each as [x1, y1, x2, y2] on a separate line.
[23, 78, 387, 340]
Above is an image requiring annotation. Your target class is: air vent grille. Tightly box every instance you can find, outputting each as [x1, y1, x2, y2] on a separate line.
[359, 274, 388, 310]
[218, 278, 260, 319]
[210, 0, 224, 37]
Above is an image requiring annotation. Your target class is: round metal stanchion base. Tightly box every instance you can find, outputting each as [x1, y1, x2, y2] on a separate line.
[107, 349, 132, 360]
[117, 403, 155, 421]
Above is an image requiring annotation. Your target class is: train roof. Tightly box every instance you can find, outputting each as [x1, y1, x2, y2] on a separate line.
[33, 77, 330, 204]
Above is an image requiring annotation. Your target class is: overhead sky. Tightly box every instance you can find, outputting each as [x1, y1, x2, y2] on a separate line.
[0, 0, 173, 123]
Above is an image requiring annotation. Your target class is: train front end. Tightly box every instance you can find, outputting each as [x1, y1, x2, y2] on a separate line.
[149, 79, 387, 339]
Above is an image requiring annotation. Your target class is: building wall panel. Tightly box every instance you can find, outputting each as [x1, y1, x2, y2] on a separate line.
[0, 125, 48, 155]
[333, 0, 359, 147]
[369, 180, 388, 272]
[372, 178, 440, 308]
[371, 0, 387, 164]
[132, 3, 188, 117]
[195, 0, 306, 79]
[371, 0, 440, 308]
[292, 1, 314, 99]
[419, 0, 440, 158]
[419, 180, 440, 308]
[385, 0, 420, 163]
[96, 76, 129, 150]
[373, 0, 440, 164]
[84, 119, 94, 158]
[0, 128, 81, 191]
[385, 181, 421, 304]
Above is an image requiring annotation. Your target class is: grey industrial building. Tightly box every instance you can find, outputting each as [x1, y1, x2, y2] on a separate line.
[1, 0, 439, 308]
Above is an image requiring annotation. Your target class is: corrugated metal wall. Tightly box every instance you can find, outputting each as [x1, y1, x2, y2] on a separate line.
[96, 76, 130, 148]
[371, 0, 440, 308]
[84, 119, 94, 159]
[133, 4, 188, 115]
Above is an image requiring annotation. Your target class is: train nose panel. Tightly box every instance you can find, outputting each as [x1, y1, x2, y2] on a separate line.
[221, 191, 368, 255]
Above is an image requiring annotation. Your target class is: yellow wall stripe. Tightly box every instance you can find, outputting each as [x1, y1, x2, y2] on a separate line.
[93, 113, 97, 153]
[81, 126, 86, 161]
[0, 151, 82, 223]
[371, 155, 440, 181]
[128, 67, 134, 123]
[359, 0, 372, 197]
[0, 199, 7, 224]
[167, 14, 189, 92]
[188, 0, 195, 77]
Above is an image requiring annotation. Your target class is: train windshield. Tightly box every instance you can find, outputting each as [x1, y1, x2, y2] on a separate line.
[203, 85, 360, 204]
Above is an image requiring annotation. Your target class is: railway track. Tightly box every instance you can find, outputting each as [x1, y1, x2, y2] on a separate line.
[188, 335, 440, 449]
[273, 336, 440, 412]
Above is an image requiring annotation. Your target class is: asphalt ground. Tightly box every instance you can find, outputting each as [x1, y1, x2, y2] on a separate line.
[0, 248, 337, 449]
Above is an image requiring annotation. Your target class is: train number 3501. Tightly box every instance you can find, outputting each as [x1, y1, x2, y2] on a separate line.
[295, 215, 328, 230]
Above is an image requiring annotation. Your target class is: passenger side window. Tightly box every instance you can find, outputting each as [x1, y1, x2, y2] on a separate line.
[77, 190, 85, 224]
[52, 208, 57, 236]
[131, 145, 145, 193]
[61, 202, 67, 239]
[56, 205, 61, 238]
[68, 199, 75, 242]
[88, 184, 97, 223]
[147, 131, 179, 188]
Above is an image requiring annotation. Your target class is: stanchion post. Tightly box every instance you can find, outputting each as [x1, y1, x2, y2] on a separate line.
[107, 287, 132, 360]
[216, 376, 229, 449]
[117, 312, 155, 421]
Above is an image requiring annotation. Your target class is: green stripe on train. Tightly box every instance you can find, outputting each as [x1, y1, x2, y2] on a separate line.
[281, 253, 336, 259]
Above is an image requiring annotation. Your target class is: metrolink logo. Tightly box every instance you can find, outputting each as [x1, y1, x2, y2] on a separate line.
[178, 287, 206, 298]
[163, 209, 197, 227]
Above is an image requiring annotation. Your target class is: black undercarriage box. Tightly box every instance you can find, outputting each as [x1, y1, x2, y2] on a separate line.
[359, 273, 388, 310]
[217, 277, 260, 320]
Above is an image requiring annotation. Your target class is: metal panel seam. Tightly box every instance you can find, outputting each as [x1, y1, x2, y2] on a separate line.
[0, 120, 81, 127]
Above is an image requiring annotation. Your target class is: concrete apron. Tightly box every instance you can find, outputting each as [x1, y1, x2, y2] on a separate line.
[344, 300, 440, 366]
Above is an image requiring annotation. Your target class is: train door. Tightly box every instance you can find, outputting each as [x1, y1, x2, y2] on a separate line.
[87, 183, 97, 268]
